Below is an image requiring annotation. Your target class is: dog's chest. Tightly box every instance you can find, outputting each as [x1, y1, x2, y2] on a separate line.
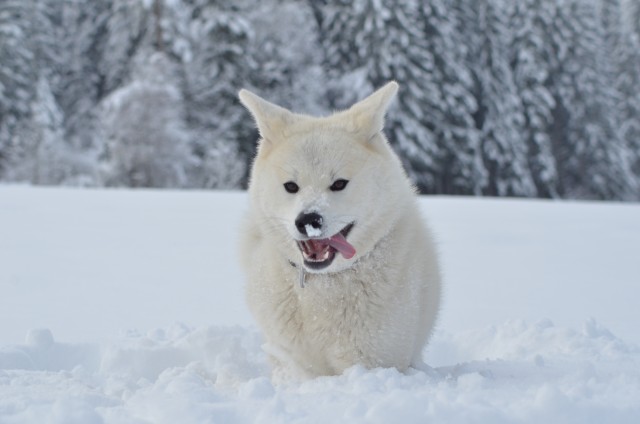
[294, 269, 387, 337]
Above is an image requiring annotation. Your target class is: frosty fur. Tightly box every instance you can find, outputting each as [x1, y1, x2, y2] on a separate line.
[238, 82, 442, 378]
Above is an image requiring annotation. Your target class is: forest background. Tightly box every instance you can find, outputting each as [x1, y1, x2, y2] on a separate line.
[1, 0, 639, 201]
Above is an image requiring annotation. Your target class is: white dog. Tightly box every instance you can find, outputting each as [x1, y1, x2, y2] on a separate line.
[238, 82, 441, 378]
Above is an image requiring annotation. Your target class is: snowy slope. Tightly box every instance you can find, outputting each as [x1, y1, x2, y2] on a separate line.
[1, 186, 639, 423]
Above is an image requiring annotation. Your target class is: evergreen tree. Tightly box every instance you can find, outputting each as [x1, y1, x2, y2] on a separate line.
[0, 0, 73, 180]
[1, 0, 638, 198]
[318, 0, 485, 194]
[549, 0, 635, 200]
[3, 78, 61, 183]
[246, 0, 327, 116]
[509, 0, 560, 198]
[28, 78, 65, 184]
[52, 0, 111, 156]
[0, 1, 39, 175]
[415, 0, 486, 194]
[99, 0, 148, 95]
[458, 0, 536, 197]
[627, 0, 640, 39]
[12, 77, 94, 186]
[100, 52, 191, 188]
[601, 0, 640, 192]
[180, 0, 251, 188]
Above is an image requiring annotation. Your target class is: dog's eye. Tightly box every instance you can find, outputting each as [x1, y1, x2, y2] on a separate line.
[283, 181, 299, 193]
[330, 179, 349, 192]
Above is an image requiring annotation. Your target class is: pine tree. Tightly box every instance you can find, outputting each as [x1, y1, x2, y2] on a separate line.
[626, 0, 640, 39]
[179, 0, 251, 188]
[458, 0, 536, 197]
[548, 0, 635, 200]
[53, 0, 110, 154]
[99, 0, 148, 95]
[3, 78, 60, 183]
[0, 0, 73, 181]
[318, 0, 485, 195]
[415, 0, 486, 194]
[509, 0, 560, 198]
[100, 51, 191, 188]
[0, 0, 39, 175]
[30, 78, 65, 184]
[601, 0, 640, 193]
[1, 0, 637, 197]
[620, 34, 640, 183]
[11, 77, 93, 186]
[246, 0, 327, 116]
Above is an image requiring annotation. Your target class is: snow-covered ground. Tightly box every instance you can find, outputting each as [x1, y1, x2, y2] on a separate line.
[1, 186, 639, 423]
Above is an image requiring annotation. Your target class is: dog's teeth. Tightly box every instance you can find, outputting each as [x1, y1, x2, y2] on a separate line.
[298, 239, 335, 263]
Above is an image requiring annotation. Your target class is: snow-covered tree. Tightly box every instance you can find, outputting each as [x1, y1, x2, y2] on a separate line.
[246, 0, 327, 116]
[549, 0, 635, 200]
[9, 77, 64, 184]
[509, 0, 560, 198]
[99, 0, 148, 95]
[0, 1, 39, 175]
[180, 0, 251, 188]
[626, 0, 640, 39]
[1, 0, 638, 199]
[618, 35, 640, 183]
[414, 1, 486, 194]
[12, 78, 97, 186]
[49, 0, 105, 153]
[456, 0, 536, 197]
[100, 52, 191, 188]
[317, 0, 485, 195]
[0, 0, 78, 181]
[601, 0, 640, 192]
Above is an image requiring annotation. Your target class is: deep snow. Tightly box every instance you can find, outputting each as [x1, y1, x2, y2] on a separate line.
[1, 186, 639, 423]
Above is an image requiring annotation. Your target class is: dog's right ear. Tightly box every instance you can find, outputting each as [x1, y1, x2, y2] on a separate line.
[239, 89, 293, 144]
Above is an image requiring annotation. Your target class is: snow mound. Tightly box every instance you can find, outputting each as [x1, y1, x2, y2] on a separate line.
[2, 187, 640, 422]
[2, 320, 639, 423]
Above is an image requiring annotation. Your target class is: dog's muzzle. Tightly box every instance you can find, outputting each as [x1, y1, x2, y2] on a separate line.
[296, 222, 355, 270]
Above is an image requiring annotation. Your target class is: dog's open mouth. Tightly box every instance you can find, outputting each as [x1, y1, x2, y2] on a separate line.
[297, 223, 355, 270]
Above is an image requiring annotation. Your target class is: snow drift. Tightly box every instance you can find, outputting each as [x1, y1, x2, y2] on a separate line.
[1, 186, 639, 422]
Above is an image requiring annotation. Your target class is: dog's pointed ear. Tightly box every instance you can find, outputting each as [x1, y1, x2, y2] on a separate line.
[238, 89, 293, 144]
[347, 81, 398, 140]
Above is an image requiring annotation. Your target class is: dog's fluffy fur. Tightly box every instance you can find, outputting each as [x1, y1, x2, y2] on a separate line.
[238, 82, 441, 378]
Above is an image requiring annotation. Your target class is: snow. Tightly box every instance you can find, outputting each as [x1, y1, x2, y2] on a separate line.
[304, 223, 321, 237]
[1, 186, 640, 422]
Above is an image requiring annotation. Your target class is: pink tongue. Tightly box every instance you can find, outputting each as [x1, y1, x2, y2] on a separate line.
[328, 233, 356, 259]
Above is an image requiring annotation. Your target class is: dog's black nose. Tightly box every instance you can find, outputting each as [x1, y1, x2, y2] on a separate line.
[295, 212, 323, 236]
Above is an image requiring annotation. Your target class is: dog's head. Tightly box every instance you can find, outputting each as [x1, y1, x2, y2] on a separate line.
[240, 82, 411, 273]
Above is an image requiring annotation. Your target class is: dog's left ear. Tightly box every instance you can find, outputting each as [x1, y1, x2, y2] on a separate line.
[238, 89, 293, 144]
[347, 81, 398, 140]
